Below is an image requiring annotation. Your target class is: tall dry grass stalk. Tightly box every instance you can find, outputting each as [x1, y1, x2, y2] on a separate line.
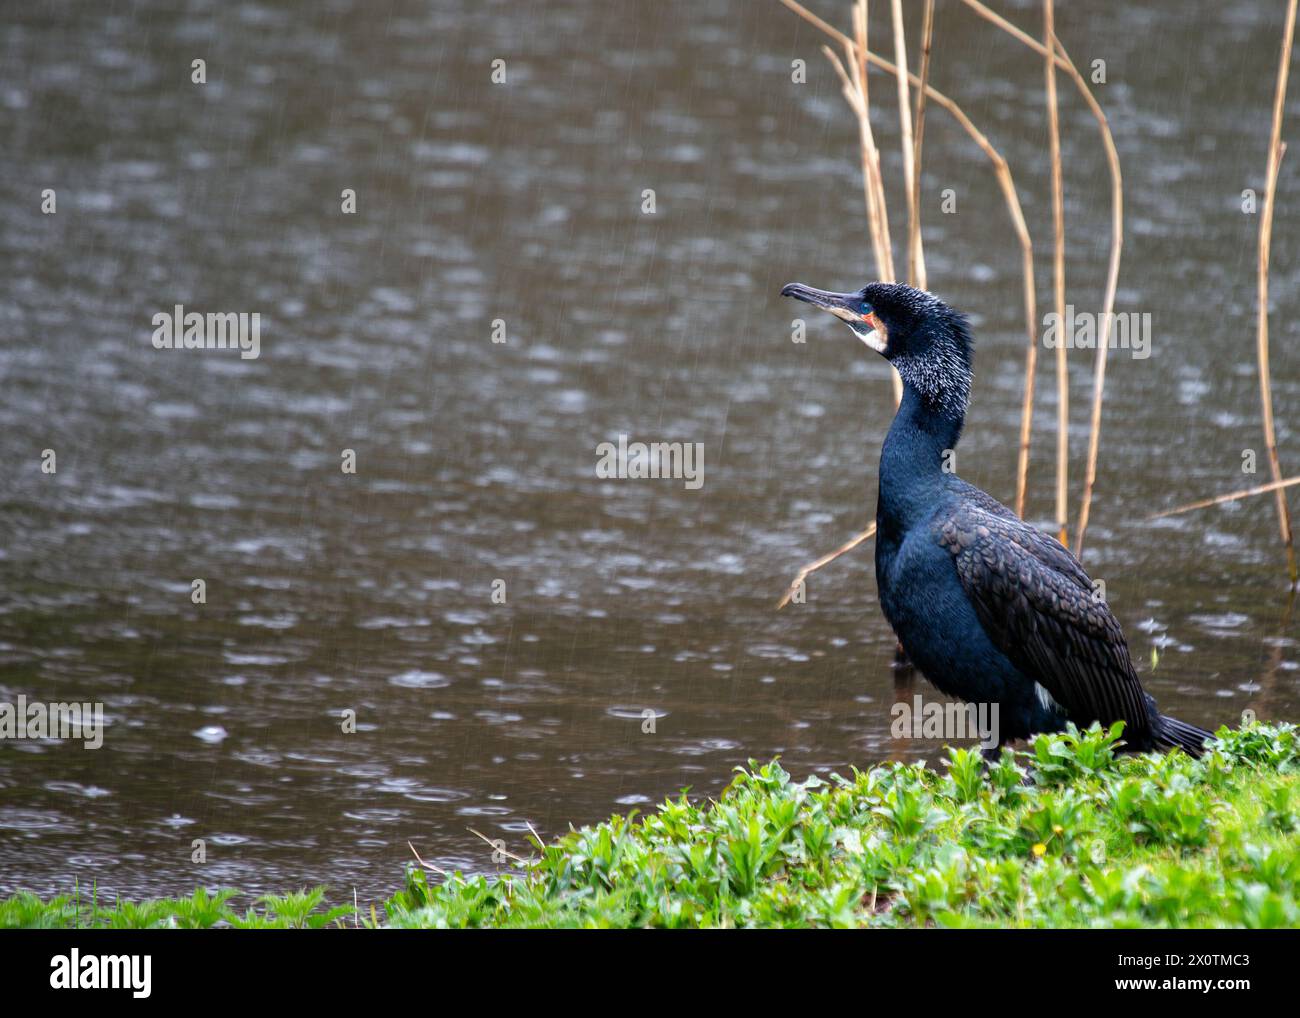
[910, 0, 935, 291]
[889, 0, 920, 286]
[777, 522, 877, 609]
[1044, 0, 1068, 546]
[818, 2, 902, 404]
[1257, 0, 1298, 584]
[1061, 36, 1123, 558]
[850, 17, 893, 279]
[1148, 476, 1300, 521]
[853, 4, 890, 277]
[1011, 273, 1039, 520]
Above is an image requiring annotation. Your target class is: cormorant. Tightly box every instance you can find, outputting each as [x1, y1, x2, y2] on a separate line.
[781, 280, 1211, 756]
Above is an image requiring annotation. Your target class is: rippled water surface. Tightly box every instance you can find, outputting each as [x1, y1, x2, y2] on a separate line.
[2, 0, 1299, 900]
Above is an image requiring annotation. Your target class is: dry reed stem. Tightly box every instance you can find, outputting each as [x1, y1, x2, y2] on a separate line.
[818, 3, 903, 406]
[777, 523, 878, 609]
[407, 840, 448, 876]
[1146, 476, 1300, 521]
[843, 6, 890, 280]
[781, 0, 850, 50]
[826, 43, 888, 280]
[821, 46, 888, 278]
[468, 826, 528, 863]
[889, 0, 919, 284]
[1044, 0, 1068, 546]
[851, 3, 905, 406]
[1258, 0, 1298, 585]
[1012, 290, 1039, 519]
[1056, 35, 1121, 558]
[822, 43, 897, 291]
[1055, 37, 1118, 556]
[910, 0, 935, 291]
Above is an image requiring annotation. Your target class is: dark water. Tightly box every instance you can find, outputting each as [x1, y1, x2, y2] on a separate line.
[2, 0, 1298, 902]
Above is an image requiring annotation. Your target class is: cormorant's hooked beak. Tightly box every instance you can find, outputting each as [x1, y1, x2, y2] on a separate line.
[780, 282, 887, 354]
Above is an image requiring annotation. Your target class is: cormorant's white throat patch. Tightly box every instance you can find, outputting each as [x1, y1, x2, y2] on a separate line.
[861, 324, 887, 353]
[826, 304, 888, 354]
[850, 319, 887, 354]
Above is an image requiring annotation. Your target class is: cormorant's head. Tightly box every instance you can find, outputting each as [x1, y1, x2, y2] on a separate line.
[780, 280, 973, 418]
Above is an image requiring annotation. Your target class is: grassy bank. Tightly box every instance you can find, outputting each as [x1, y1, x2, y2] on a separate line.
[5, 722, 1299, 929]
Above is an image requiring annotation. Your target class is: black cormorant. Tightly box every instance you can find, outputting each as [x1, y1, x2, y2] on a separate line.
[781, 280, 1211, 756]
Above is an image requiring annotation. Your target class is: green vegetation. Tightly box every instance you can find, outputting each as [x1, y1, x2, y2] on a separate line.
[5, 722, 1299, 929]
[1, 884, 360, 930]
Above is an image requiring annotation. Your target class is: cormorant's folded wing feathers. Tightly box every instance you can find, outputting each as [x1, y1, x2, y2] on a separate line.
[939, 504, 1151, 743]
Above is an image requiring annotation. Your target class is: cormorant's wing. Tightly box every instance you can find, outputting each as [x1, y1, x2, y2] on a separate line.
[951, 481, 1094, 590]
[938, 502, 1152, 743]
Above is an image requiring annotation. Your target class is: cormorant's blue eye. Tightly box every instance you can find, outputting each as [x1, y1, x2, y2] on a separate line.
[860, 302, 873, 315]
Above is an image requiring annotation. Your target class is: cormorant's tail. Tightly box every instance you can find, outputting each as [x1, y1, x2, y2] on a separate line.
[1152, 714, 1212, 757]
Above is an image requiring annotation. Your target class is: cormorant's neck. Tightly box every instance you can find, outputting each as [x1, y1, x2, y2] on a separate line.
[877, 381, 966, 533]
